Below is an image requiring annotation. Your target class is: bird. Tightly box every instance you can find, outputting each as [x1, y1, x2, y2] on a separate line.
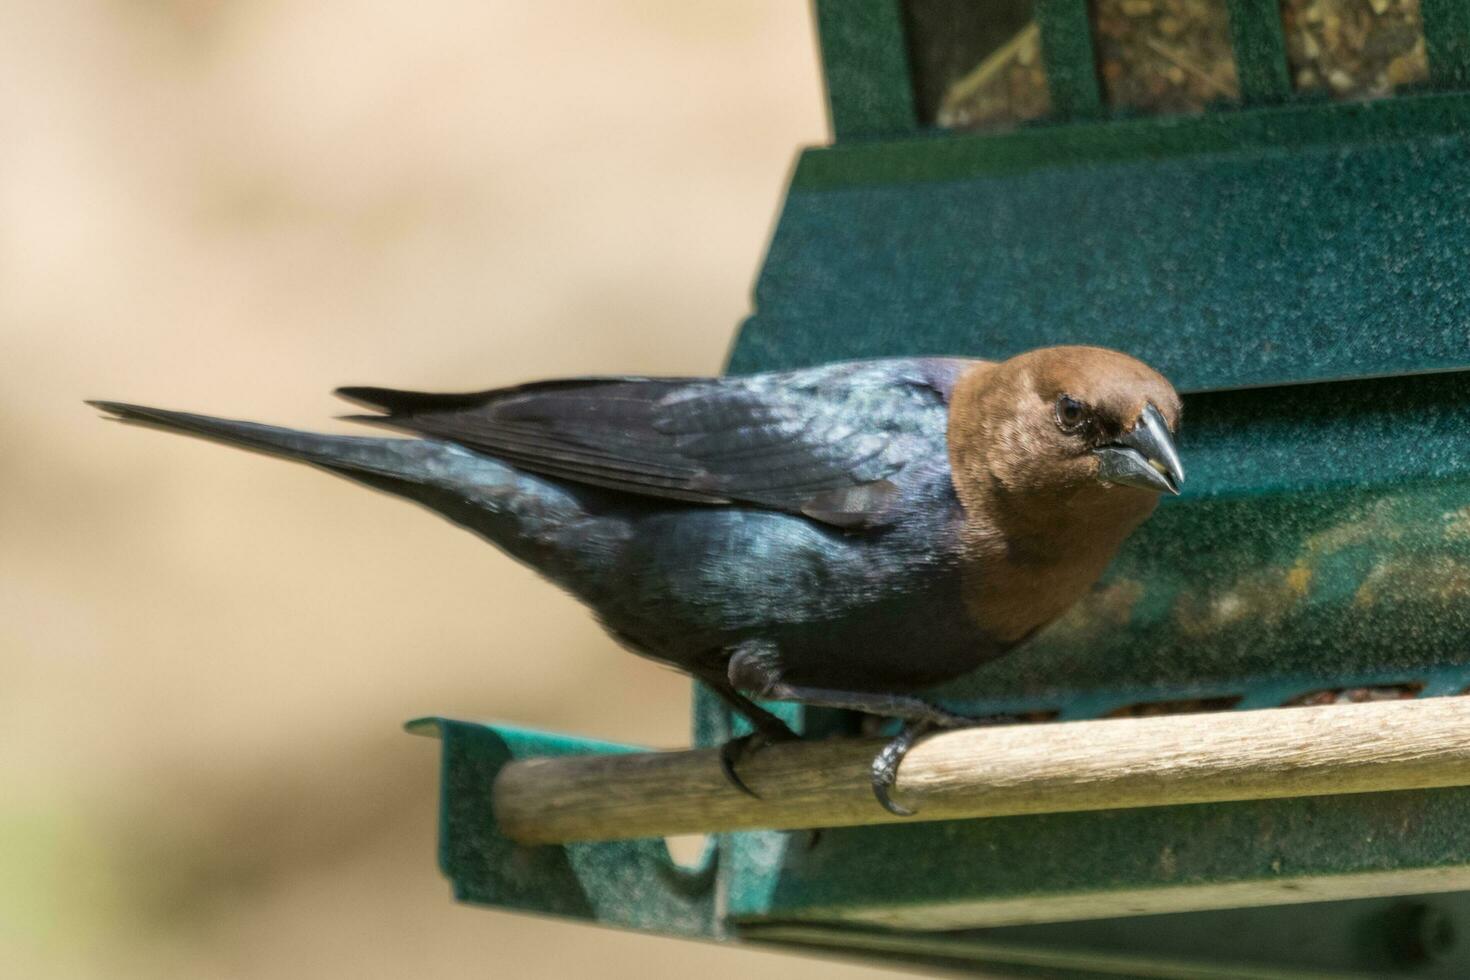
[90, 344, 1184, 814]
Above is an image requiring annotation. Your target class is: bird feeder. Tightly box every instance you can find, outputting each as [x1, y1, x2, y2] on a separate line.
[411, 2, 1470, 974]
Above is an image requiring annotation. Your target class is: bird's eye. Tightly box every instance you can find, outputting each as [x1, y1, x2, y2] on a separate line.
[1055, 395, 1087, 433]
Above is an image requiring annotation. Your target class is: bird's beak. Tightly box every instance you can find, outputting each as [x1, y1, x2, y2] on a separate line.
[1093, 403, 1184, 495]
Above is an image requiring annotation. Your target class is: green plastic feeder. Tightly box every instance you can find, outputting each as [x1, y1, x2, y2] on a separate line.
[410, 2, 1470, 975]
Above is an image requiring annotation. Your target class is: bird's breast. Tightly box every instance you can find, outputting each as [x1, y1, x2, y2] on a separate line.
[955, 515, 1139, 646]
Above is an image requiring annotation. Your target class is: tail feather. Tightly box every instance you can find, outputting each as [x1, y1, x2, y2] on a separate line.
[89, 401, 432, 483]
[85, 401, 598, 574]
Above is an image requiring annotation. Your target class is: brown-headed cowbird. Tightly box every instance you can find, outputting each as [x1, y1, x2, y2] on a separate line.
[91, 345, 1183, 812]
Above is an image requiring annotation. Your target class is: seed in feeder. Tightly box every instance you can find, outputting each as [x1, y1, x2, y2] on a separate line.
[1092, 0, 1240, 114]
[1386, 39, 1427, 86]
[905, 2, 1051, 131]
[1282, 0, 1429, 100]
[933, 19, 1052, 131]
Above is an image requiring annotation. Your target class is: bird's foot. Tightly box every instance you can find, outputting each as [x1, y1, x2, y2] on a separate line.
[871, 720, 937, 816]
[870, 710, 1028, 815]
[719, 724, 798, 799]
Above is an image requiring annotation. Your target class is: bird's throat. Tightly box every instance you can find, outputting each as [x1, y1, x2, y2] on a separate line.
[957, 492, 1154, 645]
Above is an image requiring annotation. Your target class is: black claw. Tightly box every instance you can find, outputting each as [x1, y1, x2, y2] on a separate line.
[719, 733, 764, 798]
[719, 724, 798, 799]
[871, 721, 934, 816]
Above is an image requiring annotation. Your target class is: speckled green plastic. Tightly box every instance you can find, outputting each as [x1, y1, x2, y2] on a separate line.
[789, 89, 1470, 188]
[734, 107, 1470, 391]
[748, 890, 1470, 977]
[1036, 0, 1101, 119]
[814, 0, 917, 139]
[1426, 0, 1470, 89]
[406, 718, 716, 936]
[734, 786, 1470, 925]
[1227, 0, 1290, 103]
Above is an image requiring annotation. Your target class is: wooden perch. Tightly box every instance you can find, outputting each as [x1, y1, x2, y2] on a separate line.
[492, 696, 1470, 845]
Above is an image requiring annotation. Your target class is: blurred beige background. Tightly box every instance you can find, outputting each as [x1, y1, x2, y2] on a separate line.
[1, 2, 917, 977]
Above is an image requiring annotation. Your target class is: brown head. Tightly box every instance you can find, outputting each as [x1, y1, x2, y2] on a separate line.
[948, 345, 1184, 541]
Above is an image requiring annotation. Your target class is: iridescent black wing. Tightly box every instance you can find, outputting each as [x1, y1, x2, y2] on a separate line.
[337, 359, 969, 529]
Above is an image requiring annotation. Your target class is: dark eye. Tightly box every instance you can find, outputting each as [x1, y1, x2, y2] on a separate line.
[1055, 395, 1087, 433]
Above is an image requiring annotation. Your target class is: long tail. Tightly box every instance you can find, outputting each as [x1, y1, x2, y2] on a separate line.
[88, 401, 599, 574]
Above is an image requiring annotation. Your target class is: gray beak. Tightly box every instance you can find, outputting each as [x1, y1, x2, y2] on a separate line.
[1093, 402, 1184, 495]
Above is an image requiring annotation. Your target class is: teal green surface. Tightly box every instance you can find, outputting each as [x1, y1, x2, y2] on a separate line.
[731, 788, 1470, 924]
[1035, 0, 1101, 119]
[789, 90, 1470, 188]
[748, 891, 1470, 978]
[1426, 0, 1470, 89]
[1226, 0, 1290, 104]
[814, 0, 916, 139]
[735, 108, 1470, 392]
[408, 719, 716, 936]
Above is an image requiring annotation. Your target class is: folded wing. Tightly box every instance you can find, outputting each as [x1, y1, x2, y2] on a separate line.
[337, 359, 965, 529]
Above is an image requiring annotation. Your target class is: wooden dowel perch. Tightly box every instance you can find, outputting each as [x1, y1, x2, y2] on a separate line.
[492, 697, 1470, 845]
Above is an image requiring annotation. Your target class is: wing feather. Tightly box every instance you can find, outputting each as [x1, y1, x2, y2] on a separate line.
[336, 359, 968, 529]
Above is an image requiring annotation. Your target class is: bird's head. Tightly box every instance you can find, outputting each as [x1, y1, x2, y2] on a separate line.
[950, 346, 1184, 518]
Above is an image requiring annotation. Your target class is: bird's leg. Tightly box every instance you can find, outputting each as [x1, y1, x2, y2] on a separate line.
[752, 686, 966, 816]
[727, 651, 1034, 816]
[698, 659, 798, 799]
[704, 674, 798, 738]
[727, 648, 973, 729]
